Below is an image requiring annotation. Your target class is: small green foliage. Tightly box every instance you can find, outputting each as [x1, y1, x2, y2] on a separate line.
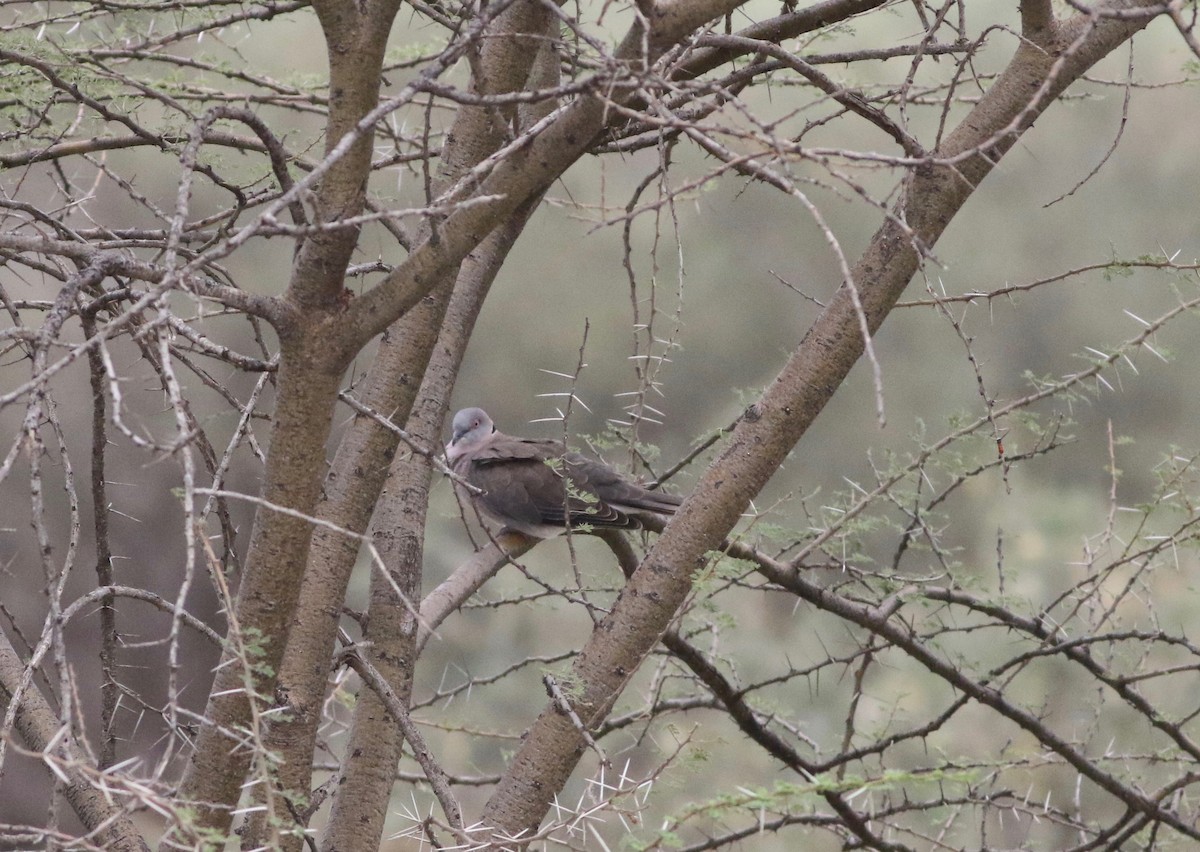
[687, 554, 740, 598]
[171, 807, 233, 851]
[566, 481, 599, 506]
[237, 626, 269, 657]
[1102, 260, 1138, 281]
[545, 666, 584, 701]
[232, 627, 277, 681]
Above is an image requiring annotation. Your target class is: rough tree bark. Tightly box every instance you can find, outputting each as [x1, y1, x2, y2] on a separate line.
[316, 19, 569, 848]
[168, 1, 403, 842]
[241, 4, 558, 848]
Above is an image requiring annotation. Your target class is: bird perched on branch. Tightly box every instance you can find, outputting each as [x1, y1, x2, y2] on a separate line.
[445, 407, 682, 539]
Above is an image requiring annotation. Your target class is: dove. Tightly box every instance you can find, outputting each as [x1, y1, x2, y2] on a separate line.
[445, 407, 681, 538]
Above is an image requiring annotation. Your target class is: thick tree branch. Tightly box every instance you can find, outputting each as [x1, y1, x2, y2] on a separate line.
[245, 4, 558, 847]
[167, 3, 406, 843]
[316, 211, 543, 848]
[338, 649, 463, 831]
[321, 153, 555, 851]
[339, 0, 761, 345]
[285, 0, 403, 310]
[1021, 0, 1058, 43]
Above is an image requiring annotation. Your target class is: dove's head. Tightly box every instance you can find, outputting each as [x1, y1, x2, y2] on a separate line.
[446, 407, 495, 461]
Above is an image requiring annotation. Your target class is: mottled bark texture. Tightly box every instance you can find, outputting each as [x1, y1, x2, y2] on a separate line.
[318, 30, 564, 846]
[165, 1, 403, 844]
[241, 5, 558, 850]
[319, 208, 543, 851]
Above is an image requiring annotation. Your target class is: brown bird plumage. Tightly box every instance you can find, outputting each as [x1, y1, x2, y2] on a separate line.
[445, 407, 682, 538]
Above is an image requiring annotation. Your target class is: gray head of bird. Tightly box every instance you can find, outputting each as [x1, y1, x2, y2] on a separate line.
[446, 407, 495, 462]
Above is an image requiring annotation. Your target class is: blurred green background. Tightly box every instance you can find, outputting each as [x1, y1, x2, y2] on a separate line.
[1, 1, 1198, 847]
